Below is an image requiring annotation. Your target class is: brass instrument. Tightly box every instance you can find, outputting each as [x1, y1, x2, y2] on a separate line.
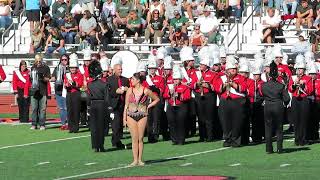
[171, 83, 178, 106]
[295, 74, 306, 96]
[254, 80, 257, 103]
[225, 72, 233, 97]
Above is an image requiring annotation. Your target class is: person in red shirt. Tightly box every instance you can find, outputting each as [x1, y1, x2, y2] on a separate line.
[288, 54, 313, 146]
[211, 53, 224, 77]
[163, 56, 174, 85]
[306, 62, 319, 142]
[0, 64, 6, 83]
[163, 66, 191, 145]
[146, 55, 167, 143]
[274, 48, 292, 85]
[249, 60, 265, 144]
[156, 49, 165, 76]
[218, 55, 247, 147]
[64, 53, 84, 133]
[190, 56, 221, 142]
[219, 47, 227, 73]
[12, 60, 30, 123]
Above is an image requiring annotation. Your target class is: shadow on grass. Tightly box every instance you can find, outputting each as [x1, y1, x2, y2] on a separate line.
[282, 147, 311, 154]
[145, 157, 186, 165]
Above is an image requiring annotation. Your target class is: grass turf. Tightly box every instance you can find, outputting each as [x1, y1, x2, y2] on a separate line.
[0, 125, 319, 180]
[0, 113, 60, 119]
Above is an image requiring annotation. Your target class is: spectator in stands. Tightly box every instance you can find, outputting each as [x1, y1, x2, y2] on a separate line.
[0, 0, 12, 32]
[169, 10, 189, 37]
[25, 0, 41, 33]
[310, 22, 320, 53]
[189, 24, 206, 52]
[296, 0, 314, 34]
[144, 9, 167, 44]
[30, 54, 51, 130]
[190, 0, 205, 18]
[180, 0, 194, 20]
[195, 6, 219, 38]
[165, 0, 182, 21]
[102, 0, 117, 19]
[282, 0, 298, 15]
[12, 0, 24, 16]
[123, 10, 142, 42]
[52, 0, 69, 26]
[292, 35, 312, 54]
[96, 20, 113, 50]
[81, 0, 96, 14]
[217, 0, 230, 21]
[51, 54, 69, 130]
[314, 1, 320, 27]
[30, 27, 43, 53]
[41, 14, 56, 39]
[61, 13, 78, 44]
[167, 28, 189, 53]
[135, 0, 149, 18]
[229, 0, 243, 21]
[268, 0, 282, 10]
[45, 28, 66, 55]
[147, 0, 164, 24]
[77, 10, 97, 45]
[253, 0, 262, 17]
[261, 8, 281, 43]
[113, 0, 133, 28]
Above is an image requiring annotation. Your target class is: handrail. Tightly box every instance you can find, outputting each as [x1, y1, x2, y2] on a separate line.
[228, 22, 240, 52]
[1, 22, 14, 52]
[19, 10, 28, 47]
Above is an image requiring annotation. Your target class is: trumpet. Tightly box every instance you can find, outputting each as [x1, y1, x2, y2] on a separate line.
[171, 83, 178, 106]
[225, 72, 233, 97]
[295, 75, 307, 96]
[254, 80, 257, 103]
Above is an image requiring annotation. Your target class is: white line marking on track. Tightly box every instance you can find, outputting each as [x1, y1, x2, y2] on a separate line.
[180, 163, 192, 167]
[229, 163, 241, 167]
[53, 147, 230, 180]
[0, 135, 90, 150]
[280, 164, 291, 167]
[37, 162, 50, 166]
[85, 163, 97, 166]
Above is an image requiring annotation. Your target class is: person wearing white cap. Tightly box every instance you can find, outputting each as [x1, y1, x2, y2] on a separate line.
[250, 59, 265, 144]
[219, 55, 248, 147]
[211, 54, 224, 77]
[273, 47, 292, 85]
[306, 62, 320, 142]
[156, 50, 166, 76]
[288, 54, 313, 146]
[163, 66, 191, 145]
[100, 59, 112, 82]
[64, 53, 84, 133]
[190, 55, 221, 142]
[146, 55, 168, 143]
[219, 47, 227, 72]
[164, 56, 174, 85]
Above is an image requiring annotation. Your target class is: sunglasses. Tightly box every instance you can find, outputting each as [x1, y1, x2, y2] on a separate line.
[61, 59, 68, 61]
[154, 12, 159, 14]
[195, 28, 200, 30]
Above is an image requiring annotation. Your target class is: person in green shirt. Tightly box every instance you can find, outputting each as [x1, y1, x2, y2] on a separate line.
[114, 0, 133, 28]
[124, 10, 142, 42]
[169, 10, 189, 36]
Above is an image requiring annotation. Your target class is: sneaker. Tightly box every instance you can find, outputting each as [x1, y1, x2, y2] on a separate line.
[39, 126, 46, 130]
[30, 126, 36, 130]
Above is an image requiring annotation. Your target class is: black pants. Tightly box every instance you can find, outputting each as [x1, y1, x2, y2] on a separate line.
[80, 96, 88, 126]
[195, 93, 217, 141]
[90, 100, 107, 149]
[186, 98, 197, 137]
[291, 97, 309, 145]
[111, 106, 124, 146]
[166, 103, 188, 144]
[251, 102, 264, 143]
[17, 88, 30, 123]
[264, 102, 284, 152]
[159, 97, 170, 140]
[219, 98, 246, 146]
[147, 103, 162, 142]
[307, 100, 319, 141]
[241, 99, 251, 145]
[67, 91, 81, 133]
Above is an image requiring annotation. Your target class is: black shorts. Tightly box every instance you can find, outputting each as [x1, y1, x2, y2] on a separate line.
[26, 10, 40, 22]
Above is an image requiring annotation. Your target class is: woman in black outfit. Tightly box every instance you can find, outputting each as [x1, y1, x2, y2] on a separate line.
[261, 61, 290, 154]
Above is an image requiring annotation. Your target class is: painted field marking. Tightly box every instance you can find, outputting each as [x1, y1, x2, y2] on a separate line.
[37, 162, 50, 166]
[229, 163, 241, 167]
[180, 163, 192, 167]
[280, 164, 291, 167]
[285, 139, 294, 142]
[0, 135, 90, 150]
[0, 161, 4, 164]
[85, 163, 97, 166]
[54, 147, 231, 180]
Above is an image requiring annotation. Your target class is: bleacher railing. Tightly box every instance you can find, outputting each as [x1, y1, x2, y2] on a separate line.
[1, 22, 16, 53]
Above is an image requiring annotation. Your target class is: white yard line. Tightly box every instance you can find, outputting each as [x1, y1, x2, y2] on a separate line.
[54, 147, 230, 180]
[280, 164, 291, 167]
[180, 163, 192, 167]
[229, 163, 241, 167]
[0, 161, 4, 164]
[37, 162, 50, 166]
[0, 135, 90, 150]
[85, 163, 97, 166]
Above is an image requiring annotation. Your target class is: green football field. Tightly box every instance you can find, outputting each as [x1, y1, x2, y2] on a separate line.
[0, 124, 320, 180]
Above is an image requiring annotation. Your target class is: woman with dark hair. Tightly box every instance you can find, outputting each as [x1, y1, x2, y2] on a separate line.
[12, 60, 30, 123]
[144, 9, 167, 44]
[123, 72, 159, 166]
[52, 54, 69, 130]
[261, 61, 290, 154]
[124, 10, 142, 42]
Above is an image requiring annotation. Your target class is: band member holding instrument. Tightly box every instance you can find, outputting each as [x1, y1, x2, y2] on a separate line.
[123, 73, 159, 166]
[289, 54, 313, 146]
[12, 60, 30, 123]
[211, 54, 224, 77]
[164, 66, 191, 145]
[164, 56, 174, 85]
[87, 60, 107, 152]
[191, 52, 221, 142]
[107, 57, 129, 149]
[273, 47, 292, 85]
[219, 47, 227, 73]
[156, 48, 166, 76]
[146, 55, 166, 143]
[250, 59, 265, 144]
[64, 53, 83, 133]
[0, 64, 6, 83]
[219, 55, 247, 147]
[261, 61, 290, 154]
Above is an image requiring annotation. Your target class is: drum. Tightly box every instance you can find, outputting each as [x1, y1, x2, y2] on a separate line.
[111, 50, 139, 78]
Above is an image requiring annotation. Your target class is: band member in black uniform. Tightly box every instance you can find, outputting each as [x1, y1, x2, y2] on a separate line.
[261, 61, 290, 154]
[64, 54, 84, 133]
[288, 54, 313, 146]
[107, 58, 129, 149]
[87, 60, 107, 152]
[164, 66, 191, 145]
